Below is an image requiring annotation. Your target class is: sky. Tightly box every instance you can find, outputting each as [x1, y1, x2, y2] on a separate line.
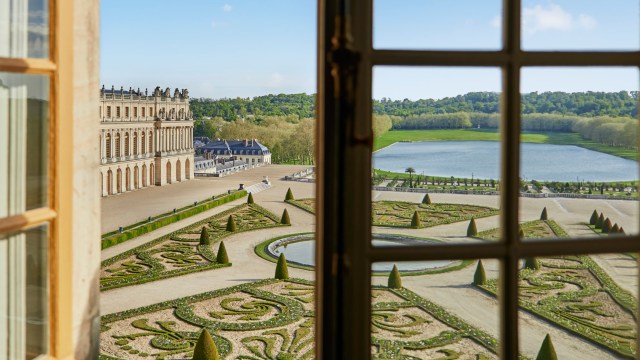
[101, 0, 639, 100]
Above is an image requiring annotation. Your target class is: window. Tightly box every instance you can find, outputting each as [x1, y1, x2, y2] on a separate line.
[142, 107, 145, 117]
[133, 107, 137, 117]
[106, 105, 111, 117]
[115, 133, 121, 157]
[316, 2, 640, 359]
[149, 107, 153, 116]
[125, 106, 129, 117]
[116, 106, 120, 118]
[148, 132, 153, 153]
[106, 133, 111, 158]
[124, 132, 130, 156]
[133, 132, 138, 155]
[141, 132, 146, 155]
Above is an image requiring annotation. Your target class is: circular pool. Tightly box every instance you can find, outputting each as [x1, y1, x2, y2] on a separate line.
[263, 233, 457, 273]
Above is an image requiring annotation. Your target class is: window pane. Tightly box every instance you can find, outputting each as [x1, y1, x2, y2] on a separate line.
[374, 0, 502, 50]
[0, 0, 49, 58]
[372, 259, 500, 358]
[519, 67, 639, 240]
[0, 224, 49, 359]
[0, 72, 49, 217]
[517, 253, 637, 358]
[370, 67, 502, 246]
[521, 0, 640, 51]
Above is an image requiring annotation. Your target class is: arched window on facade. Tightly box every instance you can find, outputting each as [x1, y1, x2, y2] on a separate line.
[133, 132, 138, 155]
[115, 133, 121, 157]
[124, 132, 130, 156]
[106, 133, 111, 158]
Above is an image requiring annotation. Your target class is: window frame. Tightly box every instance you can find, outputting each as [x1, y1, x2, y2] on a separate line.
[316, 1, 640, 359]
[0, 0, 75, 358]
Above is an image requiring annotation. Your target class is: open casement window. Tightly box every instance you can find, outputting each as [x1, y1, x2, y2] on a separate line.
[316, 1, 640, 359]
[0, 0, 75, 358]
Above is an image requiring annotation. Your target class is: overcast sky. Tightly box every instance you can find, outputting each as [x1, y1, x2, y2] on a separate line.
[101, 0, 639, 100]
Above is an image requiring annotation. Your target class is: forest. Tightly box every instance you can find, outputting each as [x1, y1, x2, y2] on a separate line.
[191, 91, 639, 163]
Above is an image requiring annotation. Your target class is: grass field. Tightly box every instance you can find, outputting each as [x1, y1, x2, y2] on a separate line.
[374, 129, 637, 160]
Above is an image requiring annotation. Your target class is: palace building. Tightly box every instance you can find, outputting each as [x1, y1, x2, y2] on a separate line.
[99, 86, 195, 196]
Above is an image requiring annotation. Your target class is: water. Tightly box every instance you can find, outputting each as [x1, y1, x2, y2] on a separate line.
[373, 141, 638, 182]
[271, 238, 453, 272]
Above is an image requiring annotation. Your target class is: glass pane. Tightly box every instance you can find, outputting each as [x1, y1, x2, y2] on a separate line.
[372, 259, 500, 358]
[0, 72, 49, 217]
[374, 0, 502, 50]
[0, 0, 49, 58]
[0, 224, 49, 359]
[521, 0, 640, 51]
[519, 67, 639, 240]
[518, 253, 638, 359]
[371, 67, 501, 246]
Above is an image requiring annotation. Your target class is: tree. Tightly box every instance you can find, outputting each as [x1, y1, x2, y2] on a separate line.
[611, 223, 620, 233]
[410, 211, 421, 228]
[422, 194, 431, 205]
[405, 167, 415, 188]
[589, 210, 598, 225]
[192, 329, 220, 360]
[473, 260, 486, 286]
[247, 192, 254, 204]
[388, 264, 402, 289]
[226, 215, 237, 232]
[535, 334, 558, 360]
[216, 241, 229, 264]
[467, 218, 478, 237]
[199, 226, 211, 245]
[596, 213, 604, 229]
[602, 218, 612, 233]
[519, 229, 525, 238]
[281, 208, 291, 225]
[275, 253, 289, 279]
[285, 188, 294, 201]
[619, 227, 625, 234]
[540, 207, 548, 221]
[524, 257, 540, 270]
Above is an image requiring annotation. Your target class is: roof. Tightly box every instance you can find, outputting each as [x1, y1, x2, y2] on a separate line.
[199, 139, 270, 155]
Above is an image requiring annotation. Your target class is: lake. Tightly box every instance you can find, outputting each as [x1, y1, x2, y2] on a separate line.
[373, 141, 638, 182]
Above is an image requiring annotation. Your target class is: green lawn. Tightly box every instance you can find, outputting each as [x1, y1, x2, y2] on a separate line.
[374, 129, 637, 160]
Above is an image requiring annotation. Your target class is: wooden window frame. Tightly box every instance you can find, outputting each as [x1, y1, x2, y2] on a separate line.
[316, 1, 640, 359]
[0, 0, 75, 358]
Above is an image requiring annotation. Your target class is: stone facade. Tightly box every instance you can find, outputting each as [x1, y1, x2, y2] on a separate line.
[99, 86, 195, 196]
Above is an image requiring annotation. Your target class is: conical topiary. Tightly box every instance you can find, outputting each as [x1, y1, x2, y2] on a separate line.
[524, 257, 540, 270]
[285, 188, 294, 201]
[281, 208, 291, 225]
[540, 207, 548, 221]
[192, 328, 220, 360]
[602, 218, 612, 233]
[388, 264, 402, 289]
[611, 223, 620, 234]
[226, 215, 237, 232]
[596, 213, 604, 229]
[535, 334, 558, 360]
[619, 227, 626, 234]
[589, 210, 598, 225]
[519, 229, 525, 238]
[422, 194, 431, 205]
[467, 218, 478, 237]
[473, 260, 486, 286]
[275, 253, 289, 279]
[410, 211, 421, 228]
[199, 226, 211, 245]
[247, 192, 254, 204]
[216, 241, 229, 264]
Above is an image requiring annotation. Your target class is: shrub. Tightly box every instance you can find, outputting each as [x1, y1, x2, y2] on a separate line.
[226, 215, 237, 232]
[602, 218, 612, 233]
[589, 210, 598, 225]
[596, 213, 604, 229]
[422, 194, 431, 204]
[473, 260, 486, 286]
[281, 209, 291, 225]
[388, 264, 402, 289]
[216, 241, 229, 264]
[275, 253, 289, 279]
[619, 227, 625, 234]
[535, 334, 558, 360]
[524, 257, 540, 270]
[192, 329, 220, 360]
[247, 192, 254, 204]
[611, 223, 620, 234]
[540, 207, 548, 221]
[199, 227, 210, 245]
[519, 229, 525, 238]
[285, 188, 294, 201]
[467, 218, 478, 237]
[410, 211, 421, 228]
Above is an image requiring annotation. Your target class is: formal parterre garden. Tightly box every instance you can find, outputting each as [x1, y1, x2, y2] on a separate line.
[100, 279, 504, 359]
[288, 198, 498, 228]
[101, 203, 287, 291]
[477, 220, 638, 358]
